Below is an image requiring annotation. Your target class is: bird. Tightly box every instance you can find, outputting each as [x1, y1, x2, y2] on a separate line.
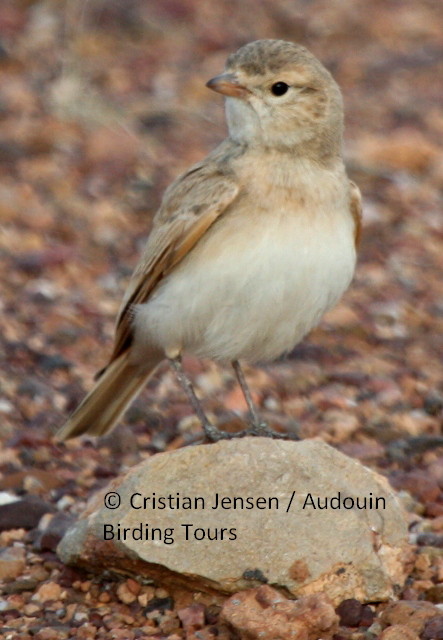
[57, 39, 362, 442]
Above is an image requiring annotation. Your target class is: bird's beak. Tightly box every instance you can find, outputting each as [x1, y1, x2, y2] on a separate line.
[206, 73, 249, 99]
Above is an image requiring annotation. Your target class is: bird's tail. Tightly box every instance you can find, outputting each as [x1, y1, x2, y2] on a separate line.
[56, 352, 161, 440]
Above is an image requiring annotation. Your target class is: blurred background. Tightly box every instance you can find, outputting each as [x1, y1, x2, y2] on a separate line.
[0, 0, 442, 460]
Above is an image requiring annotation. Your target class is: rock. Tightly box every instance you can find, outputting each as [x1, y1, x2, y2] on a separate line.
[0, 546, 25, 580]
[335, 598, 362, 627]
[380, 625, 420, 640]
[2, 578, 40, 594]
[417, 533, 443, 548]
[116, 581, 137, 605]
[422, 616, 443, 640]
[220, 585, 338, 640]
[335, 598, 374, 627]
[0, 470, 63, 493]
[57, 439, 410, 604]
[389, 470, 441, 504]
[144, 596, 174, 615]
[381, 601, 441, 634]
[177, 603, 205, 630]
[32, 581, 63, 603]
[426, 583, 443, 603]
[0, 495, 56, 531]
[34, 512, 76, 552]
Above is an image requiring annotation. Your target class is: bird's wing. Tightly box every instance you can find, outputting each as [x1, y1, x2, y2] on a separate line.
[107, 161, 240, 365]
[349, 180, 362, 248]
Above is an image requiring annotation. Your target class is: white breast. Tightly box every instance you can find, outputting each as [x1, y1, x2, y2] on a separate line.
[133, 185, 356, 364]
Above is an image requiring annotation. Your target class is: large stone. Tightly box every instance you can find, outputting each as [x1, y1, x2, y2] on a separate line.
[57, 438, 411, 604]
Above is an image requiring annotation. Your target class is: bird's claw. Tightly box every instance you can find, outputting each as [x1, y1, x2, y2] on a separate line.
[203, 423, 248, 442]
[248, 421, 289, 439]
[203, 421, 292, 441]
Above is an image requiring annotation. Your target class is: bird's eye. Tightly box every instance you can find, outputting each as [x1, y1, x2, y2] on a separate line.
[271, 82, 289, 96]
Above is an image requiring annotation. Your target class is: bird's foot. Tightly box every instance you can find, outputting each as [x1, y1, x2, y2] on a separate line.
[202, 422, 248, 442]
[202, 420, 296, 442]
[248, 421, 289, 439]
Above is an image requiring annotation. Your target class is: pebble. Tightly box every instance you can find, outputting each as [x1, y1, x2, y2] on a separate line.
[0, 545, 25, 580]
[32, 581, 63, 603]
[23, 603, 41, 615]
[322, 410, 360, 441]
[336, 598, 372, 627]
[125, 578, 141, 595]
[221, 585, 338, 639]
[417, 533, 443, 548]
[0, 496, 56, 532]
[380, 625, 420, 640]
[381, 601, 441, 634]
[116, 581, 137, 605]
[35, 512, 76, 552]
[422, 615, 443, 639]
[426, 584, 443, 603]
[177, 603, 206, 630]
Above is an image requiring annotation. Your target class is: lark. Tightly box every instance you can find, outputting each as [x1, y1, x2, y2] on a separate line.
[57, 39, 361, 442]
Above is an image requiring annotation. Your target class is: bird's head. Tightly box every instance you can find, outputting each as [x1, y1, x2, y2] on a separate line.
[206, 39, 343, 157]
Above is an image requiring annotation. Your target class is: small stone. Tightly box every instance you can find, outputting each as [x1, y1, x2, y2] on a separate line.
[138, 586, 155, 607]
[322, 410, 359, 441]
[389, 470, 440, 504]
[107, 630, 134, 640]
[360, 604, 375, 627]
[144, 596, 174, 615]
[32, 581, 63, 603]
[75, 625, 97, 639]
[98, 591, 111, 603]
[34, 627, 69, 640]
[79, 580, 91, 593]
[159, 612, 181, 634]
[0, 546, 25, 580]
[177, 603, 205, 630]
[336, 598, 363, 627]
[35, 512, 76, 552]
[426, 584, 443, 603]
[0, 528, 27, 546]
[29, 563, 49, 583]
[0, 496, 56, 532]
[0, 470, 63, 493]
[73, 610, 88, 623]
[116, 581, 137, 604]
[422, 616, 443, 639]
[23, 603, 41, 615]
[380, 625, 420, 640]
[367, 622, 383, 637]
[381, 601, 440, 634]
[137, 594, 148, 606]
[414, 552, 433, 578]
[417, 533, 443, 548]
[221, 586, 338, 640]
[125, 578, 141, 595]
[2, 578, 40, 594]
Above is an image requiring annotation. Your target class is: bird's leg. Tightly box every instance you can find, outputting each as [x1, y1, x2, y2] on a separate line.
[230, 360, 280, 437]
[231, 360, 263, 431]
[169, 356, 246, 442]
